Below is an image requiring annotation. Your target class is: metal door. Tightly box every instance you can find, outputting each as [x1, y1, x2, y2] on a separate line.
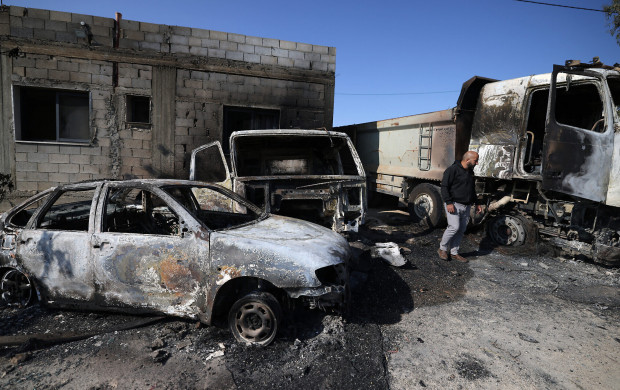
[189, 141, 231, 189]
[542, 65, 615, 202]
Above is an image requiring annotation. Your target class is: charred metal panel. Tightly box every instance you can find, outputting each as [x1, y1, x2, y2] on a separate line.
[542, 67, 614, 203]
[18, 230, 95, 302]
[92, 232, 206, 317]
[607, 131, 620, 207]
[209, 215, 349, 289]
[474, 144, 514, 179]
[468, 77, 530, 180]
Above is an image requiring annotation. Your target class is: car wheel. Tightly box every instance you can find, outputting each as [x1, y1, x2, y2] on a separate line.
[488, 215, 529, 246]
[228, 291, 282, 346]
[1, 269, 34, 308]
[407, 183, 445, 227]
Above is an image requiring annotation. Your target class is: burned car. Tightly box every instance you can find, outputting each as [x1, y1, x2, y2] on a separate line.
[190, 130, 367, 233]
[0, 179, 349, 345]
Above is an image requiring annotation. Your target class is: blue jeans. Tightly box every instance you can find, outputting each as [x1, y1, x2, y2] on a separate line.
[439, 202, 470, 255]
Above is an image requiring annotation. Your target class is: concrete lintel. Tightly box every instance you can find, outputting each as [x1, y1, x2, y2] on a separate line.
[6, 39, 335, 86]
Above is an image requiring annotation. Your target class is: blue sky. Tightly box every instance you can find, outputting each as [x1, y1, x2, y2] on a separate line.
[8, 0, 619, 126]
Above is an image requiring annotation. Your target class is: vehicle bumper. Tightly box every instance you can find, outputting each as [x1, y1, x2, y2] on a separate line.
[285, 284, 348, 312]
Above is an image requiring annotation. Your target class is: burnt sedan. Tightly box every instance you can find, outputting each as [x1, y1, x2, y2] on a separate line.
[0, 180, 349, 345]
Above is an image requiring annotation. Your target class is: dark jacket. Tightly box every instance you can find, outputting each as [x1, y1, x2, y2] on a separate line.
[441, 160, 477, 205]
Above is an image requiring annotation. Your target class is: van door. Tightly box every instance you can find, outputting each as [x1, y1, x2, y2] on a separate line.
[542, 65, 614, 202]
[189, 141, 232, 189]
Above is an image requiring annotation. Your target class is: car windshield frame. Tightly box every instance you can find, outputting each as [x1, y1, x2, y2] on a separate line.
[161, 183, 267, 231]
[2, 188, 55, 229]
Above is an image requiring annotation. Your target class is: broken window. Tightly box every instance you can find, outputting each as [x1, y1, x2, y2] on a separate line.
[37, 188, 96, 231]
[223, 107, 279, 153]
[126, 95, 151, 124]
[163, 185, 262, 230]
[103, 187, 180, 236]
[14, 87, 90, 142]
[234, 135, 362, 177]
[6, 193, 52, 228]
[554, 79, 604, 133]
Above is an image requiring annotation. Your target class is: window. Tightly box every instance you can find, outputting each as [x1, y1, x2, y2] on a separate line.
[222, 106, 279, 154]
[14, 87, 90, 142]
[37, 188, 96, 231]
[103, 187, 180, 236]
[6, 192, 52, 228]
[234, 135, 361, 176]
[554, 79, 604, 133]
[126, 95, 151, 124]
[163, 185, 261, 230]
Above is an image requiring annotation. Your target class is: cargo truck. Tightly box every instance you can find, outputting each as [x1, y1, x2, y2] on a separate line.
[337, 60, 620, 265]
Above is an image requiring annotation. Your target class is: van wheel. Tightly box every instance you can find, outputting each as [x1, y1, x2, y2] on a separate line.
[228, 291, 281, 346]
[408, 183, 445, 227]
[0, 269, 34, 308]
[488, 215, 529, 246]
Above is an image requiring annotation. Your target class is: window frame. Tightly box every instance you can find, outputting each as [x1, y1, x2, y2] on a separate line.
[13, 85, 92, 144]
[34, 187, 98, 232]
[552, 79, 607, 134]
[125, 94, 152, 126]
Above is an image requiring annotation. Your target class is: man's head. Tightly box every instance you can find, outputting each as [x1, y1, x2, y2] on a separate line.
[461, 151, 479, 170]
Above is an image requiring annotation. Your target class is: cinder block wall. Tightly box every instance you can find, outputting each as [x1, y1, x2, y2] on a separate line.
[0, 5, 336, 206]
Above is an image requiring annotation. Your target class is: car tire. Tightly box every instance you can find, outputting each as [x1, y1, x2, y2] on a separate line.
[228, 291, 282, 346]
[0, 269, 34, 308]
[407, 183, 445, 228]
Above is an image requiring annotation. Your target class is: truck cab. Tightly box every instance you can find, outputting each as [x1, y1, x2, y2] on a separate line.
[470, 61, 620, 264]
[190, 129, 367, 233]
[471, 62, 620, 206]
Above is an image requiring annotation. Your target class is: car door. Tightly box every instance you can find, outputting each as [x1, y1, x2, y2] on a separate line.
[189, 141, 232, 189]
[542, 65, 615, 202]
[91, 183, 208, 316]
[16, 185, 99, 302]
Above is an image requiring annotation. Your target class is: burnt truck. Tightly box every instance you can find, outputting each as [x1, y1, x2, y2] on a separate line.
[189, 129, 367, 233]
[338, 60, 620, 265]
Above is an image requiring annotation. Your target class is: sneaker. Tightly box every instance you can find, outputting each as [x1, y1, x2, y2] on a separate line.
[451, 253, 468, 263]
[437, 249, 449, 261]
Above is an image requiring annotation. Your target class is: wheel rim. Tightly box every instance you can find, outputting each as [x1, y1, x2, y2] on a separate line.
[414, 193, 434, 219]
[234, 301, 275, 343]
[1, 270, 33, 307]
[489, 216, 526, 246]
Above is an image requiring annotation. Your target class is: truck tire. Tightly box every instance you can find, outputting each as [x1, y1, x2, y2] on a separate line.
[407, 183, 445, 228]
[487, 215, 534, 246]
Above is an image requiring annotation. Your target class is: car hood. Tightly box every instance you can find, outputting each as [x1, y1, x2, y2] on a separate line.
[209, 215, 350, 288]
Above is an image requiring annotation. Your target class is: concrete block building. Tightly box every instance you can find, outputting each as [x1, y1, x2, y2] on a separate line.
[0, 5, 336, 207]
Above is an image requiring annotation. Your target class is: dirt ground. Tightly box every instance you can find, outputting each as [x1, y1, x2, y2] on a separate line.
[1, 205, 619, 389]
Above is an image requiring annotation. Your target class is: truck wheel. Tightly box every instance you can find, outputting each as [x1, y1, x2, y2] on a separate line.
[487, 215, 529, 246]
[408, 183, 445, 227]
[0, 269, 34, 308]
[228, 291, 282, 346]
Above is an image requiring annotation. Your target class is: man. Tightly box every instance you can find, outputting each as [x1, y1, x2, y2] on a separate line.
[437, 151, 482, 263]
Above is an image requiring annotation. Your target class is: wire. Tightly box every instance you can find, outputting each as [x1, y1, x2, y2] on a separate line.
[336, 90, 459, 96]
[513, 0, 605, 13]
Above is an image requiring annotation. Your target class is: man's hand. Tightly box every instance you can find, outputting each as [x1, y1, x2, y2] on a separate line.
[446, 204, 456, 214]
[476, 204, 483, 214]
